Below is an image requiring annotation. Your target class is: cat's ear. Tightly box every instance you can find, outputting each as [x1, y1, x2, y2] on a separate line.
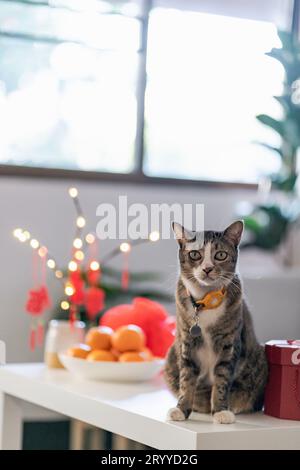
[223, 220, 244, 246]
[172, 222, 194, 245]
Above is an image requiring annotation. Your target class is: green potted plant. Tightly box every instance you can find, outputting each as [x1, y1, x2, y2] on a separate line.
[240, 30, 300, 261]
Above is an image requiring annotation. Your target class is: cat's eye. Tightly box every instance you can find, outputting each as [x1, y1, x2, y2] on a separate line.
[189, 250, 202, 261]
[215, 251, 228, 261]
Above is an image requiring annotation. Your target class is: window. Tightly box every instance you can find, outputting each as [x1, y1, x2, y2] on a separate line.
[0, 0, 142, 173]
[0, 0, 294, 184]
[145, 8, 283, 183]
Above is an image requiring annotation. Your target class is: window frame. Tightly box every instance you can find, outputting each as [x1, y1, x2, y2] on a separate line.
[0, 0, 295, 188]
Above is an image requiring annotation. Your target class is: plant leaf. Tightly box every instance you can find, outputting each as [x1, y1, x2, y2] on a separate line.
[256, 114, 284, 137]
[274, 95, 290, 112]
[277, 30, 293, 49]
[255, 142, 283, 158]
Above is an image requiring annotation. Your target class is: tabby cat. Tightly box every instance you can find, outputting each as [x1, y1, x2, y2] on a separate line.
[164, 221, 268, 424]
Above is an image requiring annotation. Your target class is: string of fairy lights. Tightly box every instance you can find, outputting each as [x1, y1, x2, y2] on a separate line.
[13, 187, 160, 312]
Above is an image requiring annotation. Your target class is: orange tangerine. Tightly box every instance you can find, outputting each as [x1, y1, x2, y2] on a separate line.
[67, 344, 91, 359]
[141, 347, 153, 360]
[112, 324, 145, 353]
[85, 326, 113, 351]
[111, 348, 121, 360]
[87, 350, 116, 362]
[119, 351, 147, 362]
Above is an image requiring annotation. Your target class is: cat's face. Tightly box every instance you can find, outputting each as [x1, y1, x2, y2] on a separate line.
[173, 221, 243, 289]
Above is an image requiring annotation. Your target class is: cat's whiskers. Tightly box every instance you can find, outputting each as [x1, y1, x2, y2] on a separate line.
[223, 274, 242, 291]
[218, 275, 242, 294]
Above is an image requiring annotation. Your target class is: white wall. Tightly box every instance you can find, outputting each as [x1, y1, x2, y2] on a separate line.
[1, 176, 299, 362]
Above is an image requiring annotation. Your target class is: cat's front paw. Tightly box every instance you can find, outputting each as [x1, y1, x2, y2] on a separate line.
[213, 410, 235, 424]
[166, 407, 186, 421]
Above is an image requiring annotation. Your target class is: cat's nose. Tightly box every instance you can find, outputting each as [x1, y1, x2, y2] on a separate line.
[203, 267, 213, 275]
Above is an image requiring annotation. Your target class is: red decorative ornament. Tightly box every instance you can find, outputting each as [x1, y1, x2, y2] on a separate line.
[87, 267, 101, 286]
[67, 270, 84, 325]
[68, 269, 84, 305]
[121, 252, 129, 290]
[70, 285, 85, 306]
[121, 269, 129, 290]
[37, 321, 44, 346]
[85, 286, 105, 320]
[29, 327, 36, 352]
[26, 287, 49, 315]
[69, 270, 82, 285]
[69, 303, 77, 327]
[25, 253, 51, 351]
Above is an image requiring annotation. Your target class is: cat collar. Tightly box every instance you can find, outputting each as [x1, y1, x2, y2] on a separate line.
[188, 286, 226, 313]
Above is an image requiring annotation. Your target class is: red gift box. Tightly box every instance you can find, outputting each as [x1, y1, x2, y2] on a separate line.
[264, 340, 300, 420]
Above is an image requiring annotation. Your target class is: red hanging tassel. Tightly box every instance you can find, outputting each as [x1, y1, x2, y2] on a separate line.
[69, 270, 85, 305]
[69, 304, 77, 328]
[87, 267, 101, 286]
[121, 251, 130, 290]
[25, 245, 50, 352]
[121, 269, 129, 290]
[30, 326, 36, 351]
[37, 321, 44, 346]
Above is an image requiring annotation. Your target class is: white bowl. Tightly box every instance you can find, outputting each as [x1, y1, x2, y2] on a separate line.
[59, 353, 165, 383]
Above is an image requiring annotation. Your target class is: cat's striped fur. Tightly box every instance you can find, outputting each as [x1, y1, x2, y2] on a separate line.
[164, 221, 268, 424]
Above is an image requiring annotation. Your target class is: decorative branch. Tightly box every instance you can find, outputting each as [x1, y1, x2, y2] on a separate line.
[13, 228, 64, 282]
[13, 187, 160, 280]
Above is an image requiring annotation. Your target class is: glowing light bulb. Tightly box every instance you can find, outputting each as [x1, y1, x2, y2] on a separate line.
[18, 233, 27, 242]
[85, 233, 95, 244]
[68, 260, 78, 272]
[47, 259, 56, 269]
[23, 230, 30, 240]
[65, 284, 74, 296]
[90, 261, 100, 271]
[76, 216, 86, 228]
[149, 231, 160, 242]
[61, 300, 70, 310]
[55, 270, 63, 279]
[74, 250, 84, 261]
[30, 239, 39, 249]
[13, 228, 22, 238]
[38, 246, 47, 257]
[73, 238, 83, 249]
[120, 242, 131, 253]
[69, 187, 78, 198]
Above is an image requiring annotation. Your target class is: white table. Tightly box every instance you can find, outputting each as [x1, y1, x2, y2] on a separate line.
[0, 363, 300, 450]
